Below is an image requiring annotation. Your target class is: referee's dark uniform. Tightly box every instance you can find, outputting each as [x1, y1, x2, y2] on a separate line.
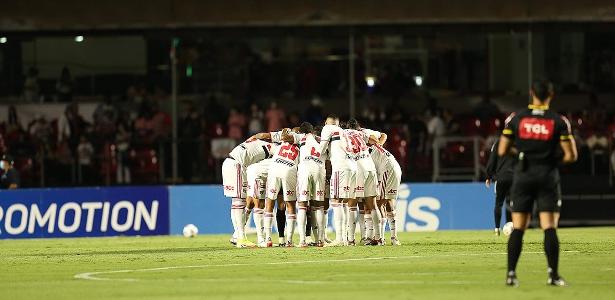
[485, 139, 515, 231]
[501, 97, 574, 286]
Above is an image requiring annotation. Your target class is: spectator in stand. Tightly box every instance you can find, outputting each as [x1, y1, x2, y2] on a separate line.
[288, 111, 301, 128]
[227, 107, 247, 141]
[57, 102, 86, 156]
[93, 96, 118, 143]
[408, 113, 427, 159]
[179, 103, 203, 183]
[28, 114, 52, 150]
[584, 92, 607, 129]
[115, 115, 132, 184]
[7, 105, 22, 133]
[77, 135, 94, 185]
[205, 96, 227, 125]
[248, 103, 264, 136]
[426, 108, 446, 154]
[56, 67, 73, 102]
[473, 93, 501, 121]
[265, 101, 286, 132]
[23, 67, 40, 102]
[150, 104, 171, 142]
[304, 97, 324, 126]
[134, 107, 154, 145]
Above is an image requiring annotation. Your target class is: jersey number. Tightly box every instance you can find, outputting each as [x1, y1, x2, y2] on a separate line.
[310, 147, 321, 158]
[348, 135, 363, 153]
[278, 144, 299, 160]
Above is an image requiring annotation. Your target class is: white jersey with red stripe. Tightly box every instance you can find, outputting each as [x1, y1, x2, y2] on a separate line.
[297, 133, 325, 168]
[228, 138, 273, 167]
[369, 143, 401, 175]
[344, 129, 376, 173]
[319, 124, 357, 171]
[268, 141, 300, 177]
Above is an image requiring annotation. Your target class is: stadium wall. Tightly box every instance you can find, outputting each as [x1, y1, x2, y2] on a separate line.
[0, 183, 495, 239]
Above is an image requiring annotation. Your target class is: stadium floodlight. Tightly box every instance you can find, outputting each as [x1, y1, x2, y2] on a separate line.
[0, 37, 7, 44]
[74, 35, 84, 43]
[365, 76, 376, 87]
[414, 75, 423, 87]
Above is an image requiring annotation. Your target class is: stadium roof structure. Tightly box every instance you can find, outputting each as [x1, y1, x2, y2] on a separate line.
[2, 0, 615, 32]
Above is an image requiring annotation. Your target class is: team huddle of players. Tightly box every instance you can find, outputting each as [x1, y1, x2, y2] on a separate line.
[222, 115, 402, 248]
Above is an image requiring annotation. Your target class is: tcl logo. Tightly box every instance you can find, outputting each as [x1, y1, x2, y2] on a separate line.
[224, 186, 235, 191]
[519, 118, 554, 141]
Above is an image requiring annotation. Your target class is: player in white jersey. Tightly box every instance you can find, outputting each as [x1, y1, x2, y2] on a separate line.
[245, 157, 273, 246]
[223, 130, 293, 248]
[293, 122, 327, 247]
[222, 137, 273, 248]
[344, 119, 379, 246]
[319, 115, 357, 246]
[261, 128, 302, 247]
[364, 129, 402, 245]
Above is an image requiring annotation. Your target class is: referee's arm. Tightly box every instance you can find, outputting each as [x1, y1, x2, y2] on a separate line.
[559, 117, 578, 164]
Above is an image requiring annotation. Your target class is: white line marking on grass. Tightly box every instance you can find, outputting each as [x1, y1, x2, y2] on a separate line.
[74, 250, 580, 282]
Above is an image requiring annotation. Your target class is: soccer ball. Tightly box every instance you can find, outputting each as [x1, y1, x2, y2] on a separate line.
[183, 224, 198, 237]
[502, 222, 514, 236]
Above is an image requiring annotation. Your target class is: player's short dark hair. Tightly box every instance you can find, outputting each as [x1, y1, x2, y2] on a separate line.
[531, 79, 554, 102]
[299, 122, 314, 134]
[347, 118, 360, 130]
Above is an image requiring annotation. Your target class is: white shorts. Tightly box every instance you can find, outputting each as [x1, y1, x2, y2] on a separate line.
[266, 170, 297, 202]
[329, 169, 356, 199]
[356, 169, 378, 198]
[222, 158, 246, 198]
[246, 161, 270, 199]
[297, 165, 326, 202]
[378, 166, 402, 200]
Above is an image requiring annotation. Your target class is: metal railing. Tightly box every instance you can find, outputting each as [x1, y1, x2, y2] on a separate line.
[432, 135, 485, 182]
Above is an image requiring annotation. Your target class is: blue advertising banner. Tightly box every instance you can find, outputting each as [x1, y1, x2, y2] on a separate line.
[169, 186, 230, 235]
[394, 183, 495, 231]
[168, 183, 497, 235]
[0, 186, 169, 239]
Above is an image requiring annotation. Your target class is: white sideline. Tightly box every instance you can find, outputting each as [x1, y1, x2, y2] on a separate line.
[74, 250, 580, 282]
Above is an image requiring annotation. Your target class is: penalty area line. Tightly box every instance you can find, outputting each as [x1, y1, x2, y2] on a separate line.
[74, 250, 580, 282]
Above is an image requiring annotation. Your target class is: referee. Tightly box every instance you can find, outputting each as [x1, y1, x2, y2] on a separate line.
[498, 80, 577, 287]
[1, 154, 20, 189]
[485, 138, 515, 236]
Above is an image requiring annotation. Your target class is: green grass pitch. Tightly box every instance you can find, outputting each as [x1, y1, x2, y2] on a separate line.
[1, 227, 614, 300]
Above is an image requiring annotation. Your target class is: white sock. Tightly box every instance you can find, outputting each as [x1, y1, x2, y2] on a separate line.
[365, 213, 374, 239]
[387, 211, 397, 238]
[264, 212, 274, 242]
[254, 208, 264, 243]
[372, 209, 382, 240]
[297, 206, 308, 244]
[315, 207, 325, 242]
[243, 208, 251, 239]
[286, 213, 296, 244]
[332, 203, 343, 242]
[324, 209, 329, 241]
[342, 203, 349, 242]
[358, 210, 366, 239]
[231, 198, 246, 240]
[348, 206, 358, 242]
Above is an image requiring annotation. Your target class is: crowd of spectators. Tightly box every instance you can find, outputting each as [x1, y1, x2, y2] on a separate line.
[1, 87, 614, 187]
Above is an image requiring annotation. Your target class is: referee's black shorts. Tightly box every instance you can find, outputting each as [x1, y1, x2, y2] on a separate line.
[510, 167, 561, 213]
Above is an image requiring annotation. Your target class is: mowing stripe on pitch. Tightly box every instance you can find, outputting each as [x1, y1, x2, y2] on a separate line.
[74, 250, 580, 282]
